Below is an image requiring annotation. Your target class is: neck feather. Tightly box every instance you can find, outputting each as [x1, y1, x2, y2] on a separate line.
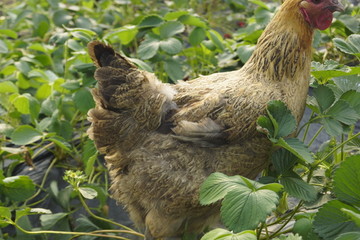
[243, 0, 314, 82]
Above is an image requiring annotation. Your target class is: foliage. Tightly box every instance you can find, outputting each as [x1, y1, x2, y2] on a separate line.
[0, 0, 359, 239]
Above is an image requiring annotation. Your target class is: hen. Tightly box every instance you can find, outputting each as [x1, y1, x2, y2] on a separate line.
[87, 0, 343, 239]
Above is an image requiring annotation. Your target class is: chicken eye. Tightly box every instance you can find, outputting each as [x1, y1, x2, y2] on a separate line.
[312, 0, 322, 4]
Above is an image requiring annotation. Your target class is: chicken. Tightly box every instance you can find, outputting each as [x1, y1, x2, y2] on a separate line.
[87, 0, 343, 238]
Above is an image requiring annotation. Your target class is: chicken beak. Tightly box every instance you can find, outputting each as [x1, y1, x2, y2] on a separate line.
[326, 0, 344, 12]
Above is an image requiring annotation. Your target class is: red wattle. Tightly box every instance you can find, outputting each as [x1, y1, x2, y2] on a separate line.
[315, 10, 333, 30]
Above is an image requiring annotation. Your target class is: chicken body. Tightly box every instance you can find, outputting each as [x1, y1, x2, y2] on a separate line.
[87, 0, 343, 238]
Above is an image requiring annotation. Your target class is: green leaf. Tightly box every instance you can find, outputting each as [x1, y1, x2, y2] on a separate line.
[221, 186, 279, 232]
[0, 123, 14, 138]
[201, 228, 257, 240]
[338, 15, 360, 33]
[62, 26, 97, 37]
[47, 136, 71, 152]
[257, 115, 274, 137]
[179, 15, 207, 28]
[333, 155, 360, 205]
[200, 172, 246, 205]
[164, 11, 188, 21]
[36, 84, 52, 99]
[202, 40, 216, 51]
[249, 0, 269, 9]
[70, 31, 92, 42]
[333, 76, 360, 94]
[276, 138, 314, 163]
[314, 200, 360, 240]
[160, 37, 183, 54]
[61, 80, 81, 90]
[322, 118, 343, 137]
[311, 61, 353, 80]
[57, 120, 73, 140]
[138, 15, 163, 28]
[74, 217, 100, 232]
[12, 95, 29, 114]
[280, 174, 317, 202]
[293, 217, 313, 240]
[105, 25, 138, 45]
[189, 27, 206, 46]
[67, 39, 83, 51]
[257, 183, 283, 192]
[117, 26, 139, 45]
[313, 85, 335, 112]
[73, 88, 95, 114]
[11, 125, 43, 145]
[41, 98, 57, 116]
[82, 138, 97, 164]
[1, 65, 17, 76]
[271, 148, 298, 174]
[0, 147, 22, 154]
[85, 184, 108, 207]
[254, 8, 272, 26]
[237, 45, 256, 63]
[15, 61, 31, 75]
[159, 21, 185, 39]
[333, 34, 360, 56]
[0, 39, 8, 54]
[1, 176, 36, 201]
[12, 93, 40, 120]
[53, 9, 72, 26]
[78, 187, 98, 199]
[335, 232, 360, 240]
[266, 100, 297, 138]
[340, 90, 360, 114]
[164, 59, 184, 82]
[16, 208, 52, 222]
[207, 30, 225, 51]
[0, 206, 11, 227]
[40, 212, 68, 230]
[33, 14, 50, 38]
[129, 57, 153, 72]
[0, 81, 18, 93]
[326, 100, 360, 125]
[138, 37, 160, 59]
[0, 29, 18, 39]
[85, 153, 97, 176]
[28, 94, 41, 121]
[341, 208, 360, 227]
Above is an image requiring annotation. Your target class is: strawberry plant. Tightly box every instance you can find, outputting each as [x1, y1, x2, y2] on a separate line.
[0, 0, 359, 239]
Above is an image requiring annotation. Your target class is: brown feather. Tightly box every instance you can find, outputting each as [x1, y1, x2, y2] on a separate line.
[86, 0, 340, 238]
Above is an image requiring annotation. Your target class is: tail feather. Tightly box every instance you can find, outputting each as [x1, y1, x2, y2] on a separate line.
[88, 40, 135, 69]
[87, 41, 177, 158]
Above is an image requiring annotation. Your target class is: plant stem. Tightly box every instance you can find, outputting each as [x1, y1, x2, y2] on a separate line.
[78, 193, 143, 237]
[263, 227, 293, 239]
[13, 220, 131, 240]
[70, 229, 140, 240]
[318, 132, 360, 166]
[267, 201, 303, 239]
[306, 132, 360, 183]
[340, 134, 345, 162]
[24, 157, 57, 205]
[307, 126, 324, 147]
[32, 142, 54, 159]
[299, 111, 315, 141]
[257, 222, 264, 239]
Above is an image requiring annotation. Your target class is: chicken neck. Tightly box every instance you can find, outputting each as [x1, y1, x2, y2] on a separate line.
[242, 0, 314, 83]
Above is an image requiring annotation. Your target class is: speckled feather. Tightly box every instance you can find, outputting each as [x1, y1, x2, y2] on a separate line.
[87, 0, 316, 238]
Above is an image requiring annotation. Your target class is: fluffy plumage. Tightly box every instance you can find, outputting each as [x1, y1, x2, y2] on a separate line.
[87, 0, 343, 238]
